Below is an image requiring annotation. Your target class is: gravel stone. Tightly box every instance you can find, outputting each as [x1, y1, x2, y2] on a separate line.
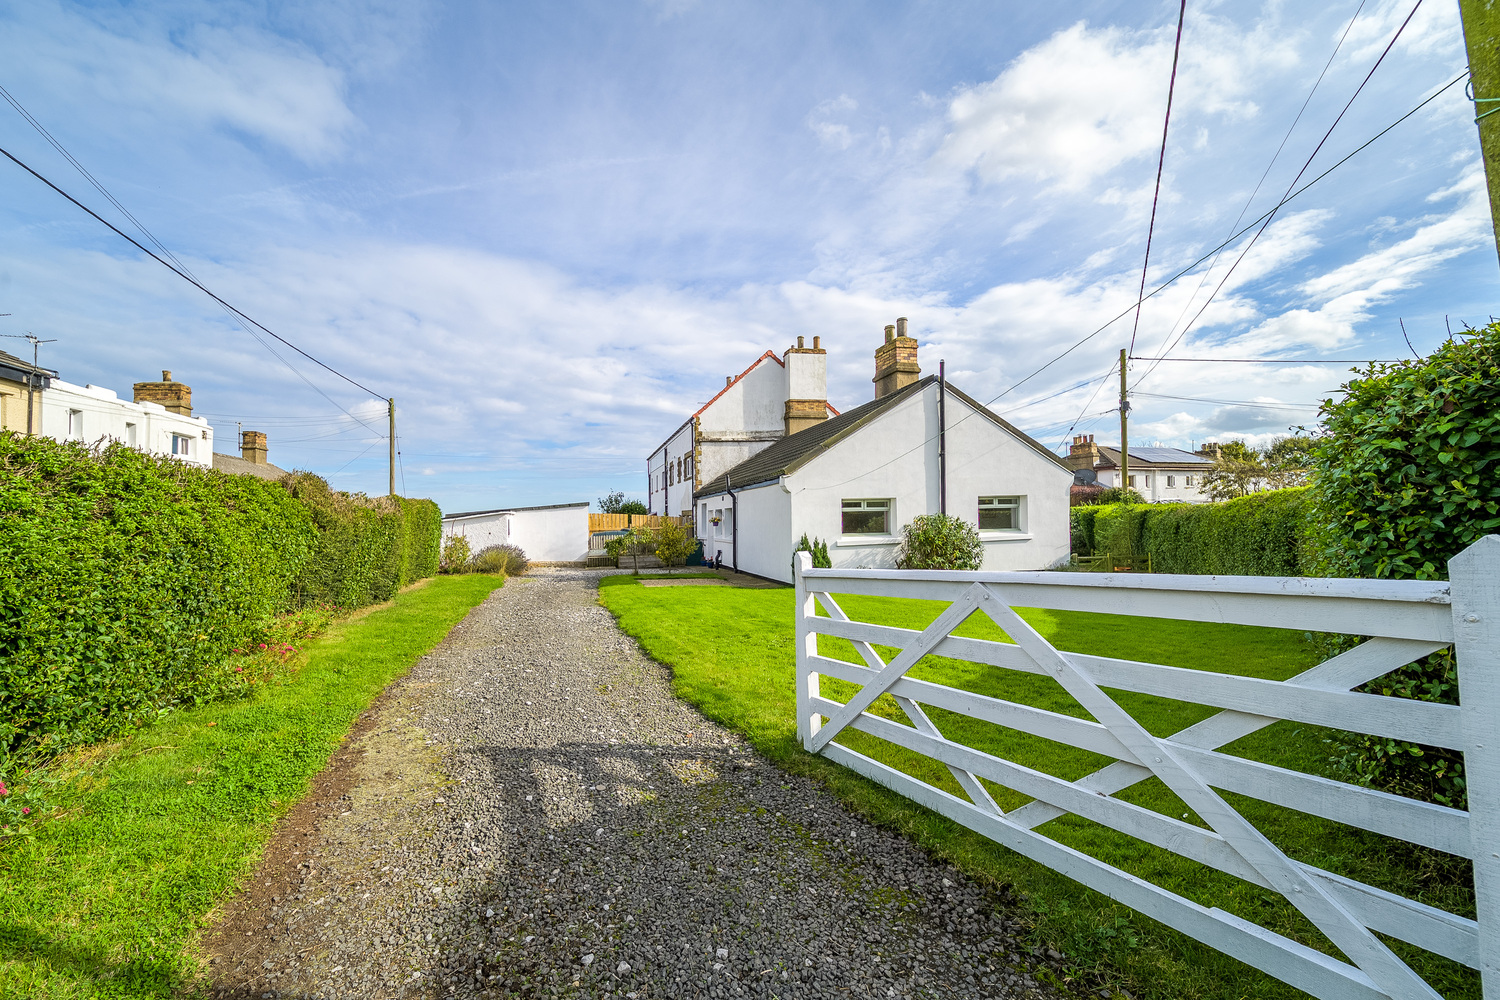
[207, 568, 1073, 998]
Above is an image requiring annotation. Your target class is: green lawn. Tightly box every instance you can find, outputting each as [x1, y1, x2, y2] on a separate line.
[598, 575, 1477, 1000]
[0, 574, 503, 1000]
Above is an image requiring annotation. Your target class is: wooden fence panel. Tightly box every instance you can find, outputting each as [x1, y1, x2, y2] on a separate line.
[792, 537, 1500, 1000]
[588, 513, 692, 533]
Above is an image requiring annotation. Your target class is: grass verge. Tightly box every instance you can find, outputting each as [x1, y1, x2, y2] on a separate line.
[0, 573, 503, 1000]
[598, 575, 1476, 1000]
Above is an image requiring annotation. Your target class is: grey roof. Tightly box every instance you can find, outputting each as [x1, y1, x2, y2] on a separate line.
[0, 349, 56, 385]
[443, 501, 590, 520]
[696, 376, 1071, 497]
[212, 453, 290, 481]
[1093, 445, 1212, 469]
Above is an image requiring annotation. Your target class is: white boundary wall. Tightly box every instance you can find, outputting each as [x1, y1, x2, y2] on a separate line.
[794, 540, 1500, 1000]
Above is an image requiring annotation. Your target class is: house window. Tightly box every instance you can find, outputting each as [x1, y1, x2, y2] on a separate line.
[125, 422, 137, 447]
[1185, 475, 1194, 487]
[685, 456, 693, 481]
[978, 496, 1023, 531]
[1144, 475, 1151, 488]
[841, 498, 891, 535]
[1127, 475, 1136, 487]
[1166, 475, 1175, 488]
[67, 409, 83, 439]
[172, 433, 191, 457]
[699, 503, 707, 535]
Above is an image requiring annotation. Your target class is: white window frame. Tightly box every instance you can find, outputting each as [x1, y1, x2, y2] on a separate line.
[1166, 475, 1176, 488]
[840, 498, 893, 539]
[172, 433, 192, 457]
[977, 495, 1025, 534]
[67, 408, 83, 439]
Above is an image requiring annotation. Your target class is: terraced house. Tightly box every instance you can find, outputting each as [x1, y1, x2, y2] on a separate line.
[693, 319, 1074, 581]
[645, 338, 839, 517]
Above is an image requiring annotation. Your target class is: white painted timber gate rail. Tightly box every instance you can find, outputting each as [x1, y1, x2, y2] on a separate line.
[792, 537, 1500, 1000]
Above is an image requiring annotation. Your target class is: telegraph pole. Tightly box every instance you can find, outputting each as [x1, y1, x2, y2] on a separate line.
[1461, 1, 1500, 265]
[1119, 349, 1130, 490]
[388, 397, 396, 497]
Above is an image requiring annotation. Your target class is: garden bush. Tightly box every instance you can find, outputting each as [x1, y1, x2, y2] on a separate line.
[1071, 488, 1314, 576]
[795, 533, 831, 569]
[896, 513, 983, 571]
[469, 544, 529, 575]
[440, 534, 472, 573]
[1308, 321, 1500, 808]
[0, 433, 441, 759]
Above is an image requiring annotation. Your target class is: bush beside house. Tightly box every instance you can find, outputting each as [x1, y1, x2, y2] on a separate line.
[0, 433, 440, 756]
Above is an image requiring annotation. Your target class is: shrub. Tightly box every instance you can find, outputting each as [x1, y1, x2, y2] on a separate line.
[795, 533, 831, 569]
[1069, 489, 1314, 576]
[598, 490, 648, 515]
[896, 513, 983, 571]
[440, 534, 472, 573]
[0, 432, 441, 760]
[1309, 322, 1500, 809]
[470, 544, 528, 576]
[654, 519, 694, 568]
[614, 527, 657, 573]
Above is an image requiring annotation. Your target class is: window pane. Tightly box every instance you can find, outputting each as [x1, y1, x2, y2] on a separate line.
[978, 496, 1020, 531]
[842, 509, 887, 534]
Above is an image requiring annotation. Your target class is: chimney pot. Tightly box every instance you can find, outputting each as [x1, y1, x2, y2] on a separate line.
[726, 375, 733, 387]
[884, 324, 895, 344]
[797, 336, 805, 348]
[812, 336, 820, 349]
[162, 370, 171, 381]
[896, 317, 908, 338]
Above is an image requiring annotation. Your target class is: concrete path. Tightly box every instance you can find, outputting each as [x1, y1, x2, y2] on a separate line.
[205, 569, 1069, 999]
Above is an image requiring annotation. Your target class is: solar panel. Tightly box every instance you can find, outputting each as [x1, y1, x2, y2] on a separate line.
[1128, 447, 1212, 464]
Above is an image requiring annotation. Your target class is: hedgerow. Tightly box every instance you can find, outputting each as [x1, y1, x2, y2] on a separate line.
[0, 433, 440, 758]
[1071, 489, 1314, 576]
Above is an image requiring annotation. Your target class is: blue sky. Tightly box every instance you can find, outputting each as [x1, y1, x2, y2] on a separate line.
[0, 0, 1492, 511]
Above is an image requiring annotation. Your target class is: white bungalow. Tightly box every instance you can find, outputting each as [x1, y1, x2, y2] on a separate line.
[693, 320, 1074, 582]
[441, 501, 590, 565]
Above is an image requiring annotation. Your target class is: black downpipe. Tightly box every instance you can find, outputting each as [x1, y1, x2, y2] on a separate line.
[938, 359, 947, 516]
[726, 476, 738, 573]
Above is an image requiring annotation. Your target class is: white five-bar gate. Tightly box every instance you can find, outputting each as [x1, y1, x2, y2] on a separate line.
[792, 537, 1500, 1000]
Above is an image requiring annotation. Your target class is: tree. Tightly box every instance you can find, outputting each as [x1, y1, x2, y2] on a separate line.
[653, 519, 694, 570]
[1198, 457, 1264, 502]
[617, 526, 657, 573]
[896, 513, 983, 571]
[795, 533, 831, 568]
[597, 491, 647, 515]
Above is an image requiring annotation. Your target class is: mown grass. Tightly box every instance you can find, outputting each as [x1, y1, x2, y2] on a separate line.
[598, 576, 1477, 1000]
[0, 574, 503, 1000]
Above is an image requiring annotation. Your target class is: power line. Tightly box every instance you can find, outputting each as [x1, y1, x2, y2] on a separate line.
[1128, 0, 1186, 357]
[1144, 0, 1368, 370]
[0, 139, 387, 404]
[1132, 0, 1427, 389]
[1132, 390, 1320, 410]
[1128, 356, 1396, 363]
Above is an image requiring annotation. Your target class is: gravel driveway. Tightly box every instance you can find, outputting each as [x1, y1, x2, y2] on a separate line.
[205, 569, 1070, 999]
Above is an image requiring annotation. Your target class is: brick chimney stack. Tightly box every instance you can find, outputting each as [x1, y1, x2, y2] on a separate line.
[873, 317, 920, 399]
[132, 370, 192, 416]
[240, 430, 268, 465]
[1066, 433, 1101, 471]
[782, 335, 828, 436]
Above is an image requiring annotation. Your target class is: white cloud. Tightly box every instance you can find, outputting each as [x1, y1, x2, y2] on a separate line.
[935, 17, 1286, 191]
[3, 3, 357, 161]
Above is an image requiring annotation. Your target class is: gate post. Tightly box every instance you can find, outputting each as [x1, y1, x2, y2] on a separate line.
[793, 551, 821, 751]
[1450, 535, 1500, 999]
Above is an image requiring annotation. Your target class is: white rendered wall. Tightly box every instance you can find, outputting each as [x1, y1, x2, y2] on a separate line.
[40, 379, 213, 467]
[784, 349, 826, 402]
[1100, 466, 1211, 503]
[443, 504, 589, 564]
[695, 355, 786, 486]
[779, 385, 1072, 581]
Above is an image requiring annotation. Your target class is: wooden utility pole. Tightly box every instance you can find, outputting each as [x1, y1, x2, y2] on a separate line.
[1118, 349, 1130, 490]
[388, 397, 396, 497]
[1461, 1, 1500, 264]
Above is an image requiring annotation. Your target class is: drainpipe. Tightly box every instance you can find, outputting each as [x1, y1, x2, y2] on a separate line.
[726, 475, 738, 574]
[938, 359, 947, 516]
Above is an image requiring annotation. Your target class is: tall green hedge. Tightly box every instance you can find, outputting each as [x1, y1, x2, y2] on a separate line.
[0, 433, 440, 754]
[1071, 488, 1314, 576]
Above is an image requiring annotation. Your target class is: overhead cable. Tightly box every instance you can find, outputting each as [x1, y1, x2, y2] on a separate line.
[1128, 0, 1187, 357]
